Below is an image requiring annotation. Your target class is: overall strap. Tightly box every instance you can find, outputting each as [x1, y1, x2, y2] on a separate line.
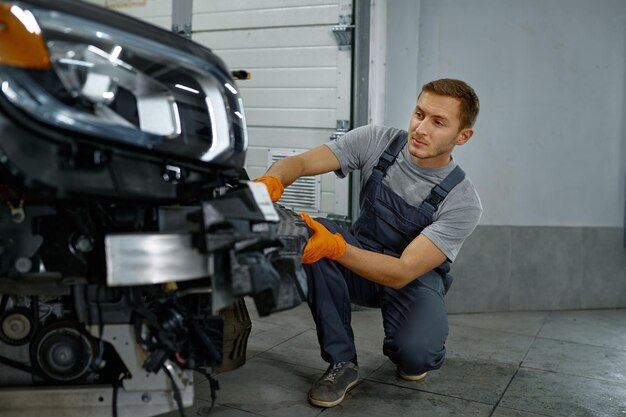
[373, 131, 408, 177]
[422, 165, 466, 213]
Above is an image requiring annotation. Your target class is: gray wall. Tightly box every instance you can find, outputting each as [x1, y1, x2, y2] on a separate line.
[383, 0, 626, 311]
[447, 225, 626, 313]
[385, 0, 626, 227]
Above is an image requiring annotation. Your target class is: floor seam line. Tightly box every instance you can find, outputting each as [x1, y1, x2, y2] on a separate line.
[488, 315, 541, 417]
[488, 367, 520, 417]
[251, 327, 311, 358]
[360, 378, 497, 407]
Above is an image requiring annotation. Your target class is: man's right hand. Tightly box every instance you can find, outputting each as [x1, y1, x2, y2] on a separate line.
[251, 175, 284, 202]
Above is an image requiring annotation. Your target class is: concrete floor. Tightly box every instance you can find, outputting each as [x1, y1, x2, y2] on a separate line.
[160, 302, 626, 417]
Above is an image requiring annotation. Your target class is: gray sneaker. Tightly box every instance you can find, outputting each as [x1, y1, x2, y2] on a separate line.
[308, 361, 359, 407]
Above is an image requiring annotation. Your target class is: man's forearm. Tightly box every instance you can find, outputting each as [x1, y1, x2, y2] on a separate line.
[263, 145, 342, 188]
[335, 235, 448, 289]
[336, 245, 415, 289]
[265, 157, 305, 188]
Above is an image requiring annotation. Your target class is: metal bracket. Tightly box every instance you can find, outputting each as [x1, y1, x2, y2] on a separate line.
[172, 0, 193, 39]
[330, 120, 350, 141]
[332, 14, 354, 50]
[172, 23, 192, 39]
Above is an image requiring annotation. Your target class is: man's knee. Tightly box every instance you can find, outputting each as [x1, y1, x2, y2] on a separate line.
[384, 336, 446, 374]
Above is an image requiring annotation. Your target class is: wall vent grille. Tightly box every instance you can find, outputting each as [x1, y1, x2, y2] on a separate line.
[268, 148, 321, 212]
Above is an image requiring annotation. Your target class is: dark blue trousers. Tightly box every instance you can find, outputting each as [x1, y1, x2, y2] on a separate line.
[304, 218, 449, 375]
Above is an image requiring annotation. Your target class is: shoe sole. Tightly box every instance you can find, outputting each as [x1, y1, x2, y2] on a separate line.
[398, 371, 427, 381]
[308, 379, 360, 408]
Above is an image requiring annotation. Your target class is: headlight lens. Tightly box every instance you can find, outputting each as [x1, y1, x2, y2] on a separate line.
[0, 1, 247, 168]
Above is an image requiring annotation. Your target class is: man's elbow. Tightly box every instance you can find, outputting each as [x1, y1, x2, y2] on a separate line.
[389, 273, 415, 290]
[389, 280, 405, 290]
[388, 260, 423, 289]
[391, 263, 436, 288]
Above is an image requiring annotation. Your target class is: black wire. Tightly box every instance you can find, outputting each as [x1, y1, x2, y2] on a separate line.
[190, 320, 221, 363]
[162, 364, 187, 417]
[30, 295, 39, 334]
[0, 354, 34, 374]
[209, 375, 219, 411]
[94, 285, 105, 368]
[0, 354, 49, 381]
[198, 370, 220, 415]
[0, 294, 8, 313]
[107, 164, 121, 193]
[112, 382, 118, 417]
[112, 373, 124, 417]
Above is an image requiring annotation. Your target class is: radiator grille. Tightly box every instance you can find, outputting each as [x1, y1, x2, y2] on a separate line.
[268, 148, 321, 212]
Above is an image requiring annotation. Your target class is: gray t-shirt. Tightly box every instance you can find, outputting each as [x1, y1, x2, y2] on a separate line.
[326, 124, 482, 262]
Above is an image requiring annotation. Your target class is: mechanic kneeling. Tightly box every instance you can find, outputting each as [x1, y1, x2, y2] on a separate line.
[254, 78, 482, 408]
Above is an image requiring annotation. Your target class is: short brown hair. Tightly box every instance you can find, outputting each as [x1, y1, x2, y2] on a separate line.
[420, 78, 480, 129]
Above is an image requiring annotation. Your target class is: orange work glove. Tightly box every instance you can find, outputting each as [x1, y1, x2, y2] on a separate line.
[300, 212, 347, 264]
[251, 175, 284, 202]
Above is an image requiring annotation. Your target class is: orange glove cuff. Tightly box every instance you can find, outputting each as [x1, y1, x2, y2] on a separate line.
[252, 175, 284, 202]
[300, 212, 347, 264]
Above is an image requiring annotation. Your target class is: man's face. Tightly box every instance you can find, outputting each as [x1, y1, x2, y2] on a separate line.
[407, 91, 473, 168]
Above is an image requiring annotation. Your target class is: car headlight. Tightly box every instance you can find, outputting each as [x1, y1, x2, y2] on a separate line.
[0, 1, 247, 168]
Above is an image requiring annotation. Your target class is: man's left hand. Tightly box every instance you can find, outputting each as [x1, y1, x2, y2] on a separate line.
[300, 213, 347, 264]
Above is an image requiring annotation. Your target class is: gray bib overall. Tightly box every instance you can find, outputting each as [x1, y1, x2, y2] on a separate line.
[304, 132, 466, 374]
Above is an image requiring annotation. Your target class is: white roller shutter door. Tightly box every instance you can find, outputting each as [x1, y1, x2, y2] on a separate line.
[193, 0, 353, 216]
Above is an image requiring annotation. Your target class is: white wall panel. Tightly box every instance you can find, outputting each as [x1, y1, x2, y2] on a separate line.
[213, 46, 337, 68]
[193, 26, 335, 49]
[240, 88, 335, 109]
[107, 0, 172, 18]
[245, 127, 334, 149]
[83, 0, 172, 29]
[243, 147, 270, 167]
[245, 108, 335, 129]
[192, 5, 338, 31]
[234, 68, 337, 88]
[195, 0, 336, 13]
[320, 192, 336, 213]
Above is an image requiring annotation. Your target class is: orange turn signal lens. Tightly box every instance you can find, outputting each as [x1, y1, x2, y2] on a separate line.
[0, 3, 50, 70]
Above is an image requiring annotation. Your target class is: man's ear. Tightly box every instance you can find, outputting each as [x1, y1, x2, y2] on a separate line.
[456, 128, 473, 146]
